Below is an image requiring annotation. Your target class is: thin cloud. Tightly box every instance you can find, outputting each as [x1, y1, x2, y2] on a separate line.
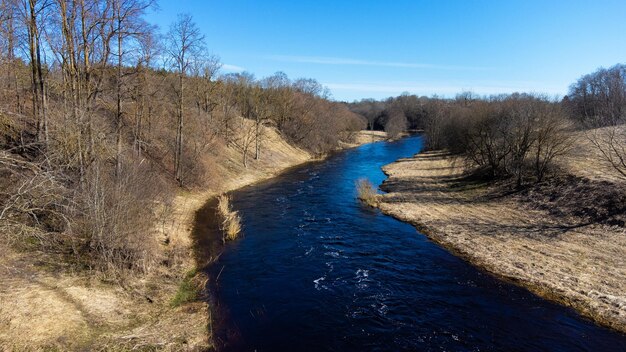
[324, 82, 565, 97]
[266, 55, 492, 71]
[222, 63, 245, 72]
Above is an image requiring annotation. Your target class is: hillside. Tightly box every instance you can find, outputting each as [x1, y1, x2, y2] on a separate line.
[0, 109, 384, 350]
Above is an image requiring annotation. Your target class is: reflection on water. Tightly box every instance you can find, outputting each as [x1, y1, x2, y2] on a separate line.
[207, 136, 626, 351]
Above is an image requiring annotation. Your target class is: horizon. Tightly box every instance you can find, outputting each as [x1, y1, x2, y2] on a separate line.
[146, 0, 626, 102]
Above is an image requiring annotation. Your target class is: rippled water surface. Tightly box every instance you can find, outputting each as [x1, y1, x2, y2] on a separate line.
[207, 136, 626, 351]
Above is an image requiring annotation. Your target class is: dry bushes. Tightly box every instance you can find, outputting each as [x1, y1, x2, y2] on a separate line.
[0, 136, 171, 277]
[586, 125, 626, 179]
[384, 106, 409, 139]
[73, 156, 170, 275]
[0, 154, 69, 250]
[356, 178, 380, 207]
[428, 94, 573, 186]
[216, 195, 241, 242]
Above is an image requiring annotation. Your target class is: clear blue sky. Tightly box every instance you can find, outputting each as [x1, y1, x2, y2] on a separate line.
[146, 0, 626, 102]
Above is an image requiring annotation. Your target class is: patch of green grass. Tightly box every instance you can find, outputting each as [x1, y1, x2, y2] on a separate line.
[171, 269, 199, 307]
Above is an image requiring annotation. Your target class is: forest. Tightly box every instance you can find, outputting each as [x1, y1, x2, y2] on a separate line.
[0, 0, 366, 275]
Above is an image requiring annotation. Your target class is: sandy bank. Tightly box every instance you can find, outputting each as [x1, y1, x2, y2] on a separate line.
[376, 142, 626, 334]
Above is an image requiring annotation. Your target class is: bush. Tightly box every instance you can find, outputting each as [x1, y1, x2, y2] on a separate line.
[216, 195, 242, 242]
[433, 94, 573, 186]
[171, 269, 200, 307]
[356, 178, 380, 207]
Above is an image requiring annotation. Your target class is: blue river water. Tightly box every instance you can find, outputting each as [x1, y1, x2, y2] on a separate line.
[207, 135, 626, 351]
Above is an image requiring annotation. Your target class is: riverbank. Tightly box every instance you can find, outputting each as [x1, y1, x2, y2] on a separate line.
[0, 129, 386, 350]
[375, 134, 626, 334]
[163, 129, 388, 349]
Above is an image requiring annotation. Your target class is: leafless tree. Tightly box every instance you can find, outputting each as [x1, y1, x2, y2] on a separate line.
[587, 123, 626, 179]
[533, 102, 573, 181]
[384, 106, 407, 139]
[112, 0, 154, 178]
[20, 0, 51, 145]
[165, 13, 205, 185]
[567, 64, 626, 125]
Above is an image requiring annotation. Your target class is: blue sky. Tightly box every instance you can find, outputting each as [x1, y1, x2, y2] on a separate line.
[146, 0, 626, 101]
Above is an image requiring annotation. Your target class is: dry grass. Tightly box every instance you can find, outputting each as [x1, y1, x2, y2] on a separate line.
[356, 178, 380, 207]
[376, 136, 626, 333]
[217, 195, 242, 242]
[346, 130, 387, 147]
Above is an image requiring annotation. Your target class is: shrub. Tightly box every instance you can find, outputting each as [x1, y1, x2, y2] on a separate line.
[171, 269, 199, 307]
[216, 195, 242, 242]
[356, 178, 380, 207]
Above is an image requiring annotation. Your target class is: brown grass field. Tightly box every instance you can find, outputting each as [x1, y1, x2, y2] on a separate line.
[377, 129, 626, 333]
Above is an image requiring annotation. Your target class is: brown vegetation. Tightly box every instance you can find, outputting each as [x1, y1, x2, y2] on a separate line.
[368, 62, 626, 334]
[356, 178, 380, 207]
[376, 141, 626, 333]
[216, 195, 241, 242]
[423, 93, 574, 186]
[564, 63, 625, 125]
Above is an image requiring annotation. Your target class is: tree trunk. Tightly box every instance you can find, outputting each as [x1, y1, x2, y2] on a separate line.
[255, 115, 260, 160]
[115, 7, 123, 179]
[175, 73, 184, 185]
[27, 0, 40, 138]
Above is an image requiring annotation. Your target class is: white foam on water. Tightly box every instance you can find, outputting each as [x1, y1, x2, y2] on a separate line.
[355, 269, 371, 289]
[313, 276, 327, 290]
[324, 251, 341, 258]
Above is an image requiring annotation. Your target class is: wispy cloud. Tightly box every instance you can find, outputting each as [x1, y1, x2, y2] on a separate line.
[266, 55, 492, 71]
[222, 63, 245, 72]
[324, 81, 565, 97]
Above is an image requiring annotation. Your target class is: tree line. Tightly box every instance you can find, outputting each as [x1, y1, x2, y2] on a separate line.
[0, 0, 365, 274]
[347, 63, 626, 187]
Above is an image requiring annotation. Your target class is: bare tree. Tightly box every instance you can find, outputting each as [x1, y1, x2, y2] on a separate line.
[21, 0, 50, 145]
[533, 103, 573, 182]
[502, 94, 539, 187]
[112, 0, 154, 178]
[230, 116, 256, 168]
[0, 0, 22, 114]
[384, 106, 407, 139]
[132, 24, 159, 156]
[587, 124, 626, 179]
[165, 13, 205, 185]
[567, 64, 626, 125]
[261, 71, 294, 130]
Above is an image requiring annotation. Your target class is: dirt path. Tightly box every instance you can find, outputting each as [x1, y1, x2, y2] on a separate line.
[377, 149, 626, 334]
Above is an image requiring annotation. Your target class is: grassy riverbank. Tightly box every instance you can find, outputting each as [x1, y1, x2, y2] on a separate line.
[0, 129, 386, 350]
[375, 130, 626, 334]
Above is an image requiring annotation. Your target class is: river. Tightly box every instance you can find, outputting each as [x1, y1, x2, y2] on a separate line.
[204, 135, 626, 351]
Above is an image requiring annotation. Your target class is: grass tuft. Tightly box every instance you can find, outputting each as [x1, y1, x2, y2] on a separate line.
[171, 269, 199, 307]
[217, 195, 242, 242]
[356, 178, 380, 207]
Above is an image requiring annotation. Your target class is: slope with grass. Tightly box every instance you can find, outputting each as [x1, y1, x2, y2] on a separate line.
[0, 124, 386, 350]
[376, 130, 626, 333]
